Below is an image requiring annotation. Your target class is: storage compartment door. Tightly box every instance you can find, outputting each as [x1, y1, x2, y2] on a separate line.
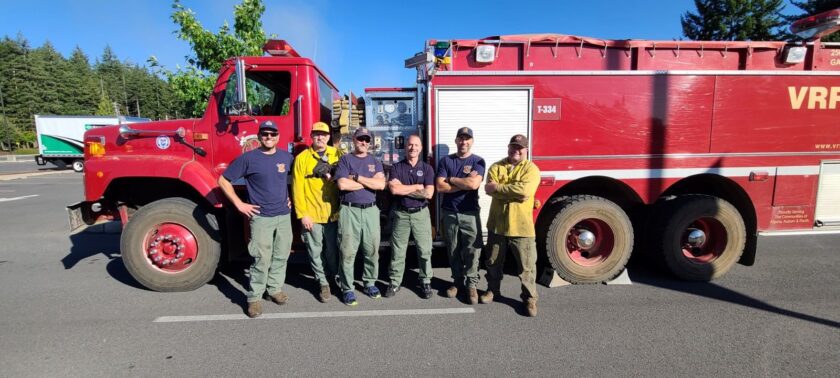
[814, 161, 840, 227]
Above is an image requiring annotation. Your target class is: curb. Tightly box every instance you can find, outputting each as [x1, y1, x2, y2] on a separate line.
[0, 154, 36, 163]
[0, 170, 74, 181]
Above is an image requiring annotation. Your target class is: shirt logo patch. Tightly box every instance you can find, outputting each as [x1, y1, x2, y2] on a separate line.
[368, 164, 375, 172]
[417, 170, 424, 177]
[463, 165, 472, 174]
[277, 163, 286, 173]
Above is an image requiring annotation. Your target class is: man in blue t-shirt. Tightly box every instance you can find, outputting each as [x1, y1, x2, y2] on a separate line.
[384, 134, 435, 299]
[436, 127, 486, 305]
[334, 127, 386, 306]
[218, 120, 294, 318]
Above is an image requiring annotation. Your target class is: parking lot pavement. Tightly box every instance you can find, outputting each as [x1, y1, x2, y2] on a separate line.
[1, 174, 838, 376]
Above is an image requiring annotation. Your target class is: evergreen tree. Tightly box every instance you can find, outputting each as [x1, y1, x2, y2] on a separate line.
[65, 46, 100, 115]
[787, 0, 840, 41]
[682, 0, 786, 41]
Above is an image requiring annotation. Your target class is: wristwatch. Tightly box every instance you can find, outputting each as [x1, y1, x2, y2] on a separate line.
[352, 173, 359, 181]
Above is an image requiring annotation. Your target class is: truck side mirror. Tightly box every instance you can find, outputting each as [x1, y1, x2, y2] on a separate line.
[234, 58, 248, 106]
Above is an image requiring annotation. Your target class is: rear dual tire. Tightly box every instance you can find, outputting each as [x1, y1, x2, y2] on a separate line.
[653, 195, 745, 281]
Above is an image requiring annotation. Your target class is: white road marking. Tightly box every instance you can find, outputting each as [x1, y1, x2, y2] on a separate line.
[0, 194, 39, 203]
[154, 307, 476, 323]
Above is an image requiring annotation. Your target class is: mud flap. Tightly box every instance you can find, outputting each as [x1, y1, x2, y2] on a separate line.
[67, 201, 88, 235]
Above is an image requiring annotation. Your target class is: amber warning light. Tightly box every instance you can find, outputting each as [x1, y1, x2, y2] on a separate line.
[85, 135, 106, 157]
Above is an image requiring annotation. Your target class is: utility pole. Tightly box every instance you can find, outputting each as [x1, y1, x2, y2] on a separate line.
[135, 98, 141, 118]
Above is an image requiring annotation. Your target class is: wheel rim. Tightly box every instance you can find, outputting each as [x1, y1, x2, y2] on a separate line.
[73, 161, 83, 171]
[681, 217, 726, 263]
[565, 218, 615, 267]
[142, 223, 198, 272]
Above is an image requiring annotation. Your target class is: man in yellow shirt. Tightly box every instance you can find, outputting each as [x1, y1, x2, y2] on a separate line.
[481, 134, 541, 317]
[292, 122, 342, 302]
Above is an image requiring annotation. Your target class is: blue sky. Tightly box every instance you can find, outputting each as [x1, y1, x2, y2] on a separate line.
[0, 0, 801, 95]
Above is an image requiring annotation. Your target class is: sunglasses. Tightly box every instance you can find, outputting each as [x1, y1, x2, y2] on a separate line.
[356, 137, 371, 143]
[260, 132, 279, 137]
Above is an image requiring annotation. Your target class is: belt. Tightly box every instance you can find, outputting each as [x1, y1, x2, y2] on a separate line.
[341, 201, 376, 209]
[397, 204, 427, 214]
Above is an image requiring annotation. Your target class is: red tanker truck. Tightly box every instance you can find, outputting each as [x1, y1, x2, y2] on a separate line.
[68, 10, 840, 291]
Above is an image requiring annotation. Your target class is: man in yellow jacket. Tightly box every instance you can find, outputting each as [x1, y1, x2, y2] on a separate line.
[292, 122, 342, 302]
[481, 134, 541, 317]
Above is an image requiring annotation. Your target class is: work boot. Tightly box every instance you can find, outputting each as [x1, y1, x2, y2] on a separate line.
[420, 284, 433, 299]
[445, 285, 459, 298]
[525, 298, 538, 317]
[384, 284, 400, 298]
[467, 287, 478, 305]
[318, 284, 332, 303]
[269, 291, 288, 305]
[479, 290, 495, 304]
[246, 301, 262, 318]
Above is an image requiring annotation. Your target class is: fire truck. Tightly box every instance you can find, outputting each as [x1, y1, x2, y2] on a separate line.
[68, 10, 840, 292]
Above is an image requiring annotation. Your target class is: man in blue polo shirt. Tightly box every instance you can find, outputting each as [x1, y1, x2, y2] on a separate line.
[335, 127, 386, 306]
[218, 120, 294, 318]
[385, 134, 435, 299]
[436, 127, 486, 305]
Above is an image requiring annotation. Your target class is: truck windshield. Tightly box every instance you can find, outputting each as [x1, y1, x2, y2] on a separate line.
[221, 70, 291, 116]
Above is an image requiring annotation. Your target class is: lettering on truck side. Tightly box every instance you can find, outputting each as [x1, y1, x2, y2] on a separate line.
[788, 86, 840, 110]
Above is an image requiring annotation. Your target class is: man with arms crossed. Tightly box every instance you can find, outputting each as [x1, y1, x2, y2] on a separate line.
[292, 122, 341, 302]
[218, 120, 294, 318]
[385, 134, 435, 299]
[481, 134, 541, 317]
[334, 127, 386, 306]
[436, 127, 485, 304]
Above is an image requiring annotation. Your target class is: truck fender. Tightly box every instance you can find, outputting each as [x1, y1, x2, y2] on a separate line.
[178, 160, 224, 208]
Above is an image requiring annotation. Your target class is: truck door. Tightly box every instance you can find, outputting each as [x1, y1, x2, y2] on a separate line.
[213, 66, 297, 173]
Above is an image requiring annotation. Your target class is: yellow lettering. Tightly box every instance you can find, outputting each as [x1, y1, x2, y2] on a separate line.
[808, 86, 828, 109]
[788, 86, 808, 110]
[831, 87, 840, 110]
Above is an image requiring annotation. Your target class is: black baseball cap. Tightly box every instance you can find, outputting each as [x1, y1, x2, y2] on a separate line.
[259, 120, 278, 131]
[456, 127, 473, 138]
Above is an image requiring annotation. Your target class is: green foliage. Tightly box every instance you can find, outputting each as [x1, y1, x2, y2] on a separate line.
[787, 0, 840, 41]
[0, 35, 181, 149]
[15, 148, 38, 155]
[681, 0, 786, 41]
[164, 0, 270, 117]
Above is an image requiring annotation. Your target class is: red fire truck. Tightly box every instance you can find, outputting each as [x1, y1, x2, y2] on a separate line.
[69, 10, 840, 291]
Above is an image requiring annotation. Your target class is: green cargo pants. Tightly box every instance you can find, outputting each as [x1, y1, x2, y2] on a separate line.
[337, 205, 380, 292]
[302, 221, 339, 287]
[484, 232, 539, 301]
[388, 207, 433, 286]
[441, 210, 483, 288]
[247, 214, 293, 302]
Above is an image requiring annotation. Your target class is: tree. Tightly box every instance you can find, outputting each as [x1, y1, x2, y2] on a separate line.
[787, 0, 840, 42]
[682, 0, 786, 41]
[164, 0, 270, 117]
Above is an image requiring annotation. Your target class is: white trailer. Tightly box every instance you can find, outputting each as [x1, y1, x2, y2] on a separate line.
[34, 115, 148, 172]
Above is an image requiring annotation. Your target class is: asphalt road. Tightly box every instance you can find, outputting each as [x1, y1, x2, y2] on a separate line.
[1, 174, 838, 377]
[0, 158, 70, 175]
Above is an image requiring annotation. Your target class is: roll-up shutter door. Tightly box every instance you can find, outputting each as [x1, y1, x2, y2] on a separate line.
[815, 161, 840, 227]
[435, 88, 531, 237]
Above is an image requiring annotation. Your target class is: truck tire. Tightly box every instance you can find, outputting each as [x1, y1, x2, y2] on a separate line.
[120, 198, 221, 292]
[545, 195, 634, 284]
[71, 159, 84, 172]
[653, 195, 745, 281]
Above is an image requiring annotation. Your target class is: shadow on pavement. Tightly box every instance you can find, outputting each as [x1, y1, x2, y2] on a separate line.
[627, 259, 840, 330]
[63, 222, 122, 269]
